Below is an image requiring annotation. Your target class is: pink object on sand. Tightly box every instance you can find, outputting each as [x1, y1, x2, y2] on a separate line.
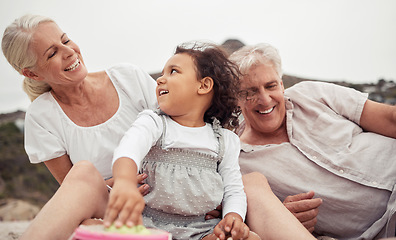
[71, 225, 171, 240]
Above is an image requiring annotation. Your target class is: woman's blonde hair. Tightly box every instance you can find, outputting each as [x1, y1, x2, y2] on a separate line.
[2, 14, 54, 101]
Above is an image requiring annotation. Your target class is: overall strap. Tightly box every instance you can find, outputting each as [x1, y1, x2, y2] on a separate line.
[211, 117, 225, 161]
[153, 109, 167, 148]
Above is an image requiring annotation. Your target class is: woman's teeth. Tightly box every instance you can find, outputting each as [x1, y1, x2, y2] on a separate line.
[65, 59, 80, 71]
[258, 107, 274, 114]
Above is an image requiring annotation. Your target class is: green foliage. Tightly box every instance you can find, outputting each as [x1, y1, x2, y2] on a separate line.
[0, 122, 58, 207]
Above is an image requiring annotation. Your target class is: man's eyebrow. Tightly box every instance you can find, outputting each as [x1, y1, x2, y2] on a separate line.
[43, 33, 66, 56]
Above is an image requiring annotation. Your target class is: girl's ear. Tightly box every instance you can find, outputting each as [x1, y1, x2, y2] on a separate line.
[22, 68, 42, 81]
[198, 77, 214, 95]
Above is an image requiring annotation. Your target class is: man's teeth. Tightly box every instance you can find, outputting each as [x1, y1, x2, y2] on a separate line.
[159, 90, 169, 96]
[65, 59, 80, 71]
[258, 107, 274, 114]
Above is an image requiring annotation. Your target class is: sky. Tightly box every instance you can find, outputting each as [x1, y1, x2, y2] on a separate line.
[0, 0, 395, 114]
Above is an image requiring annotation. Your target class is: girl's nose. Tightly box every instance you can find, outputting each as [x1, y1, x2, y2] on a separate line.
[156, 75, 165, 85]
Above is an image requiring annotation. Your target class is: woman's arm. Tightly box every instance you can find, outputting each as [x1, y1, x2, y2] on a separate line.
[44, 154, 73, 185]
[360, 100, 396, 138]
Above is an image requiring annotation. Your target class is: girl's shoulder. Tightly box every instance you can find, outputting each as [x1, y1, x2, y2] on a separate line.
[220, 127, 240, 142]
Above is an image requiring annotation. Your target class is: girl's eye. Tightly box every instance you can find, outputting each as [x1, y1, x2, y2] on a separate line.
[170, 69, 177, 74]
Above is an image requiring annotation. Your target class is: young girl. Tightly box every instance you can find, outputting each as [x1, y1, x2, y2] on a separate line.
[103, 43, 260, 240]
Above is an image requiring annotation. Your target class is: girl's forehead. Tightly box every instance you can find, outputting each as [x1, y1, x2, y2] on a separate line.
[165, 53, 195, 68]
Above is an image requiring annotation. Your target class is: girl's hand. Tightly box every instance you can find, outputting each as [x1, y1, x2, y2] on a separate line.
[214, 212, 250, 240]
[106, 173, 150, 196]
[103, 178, 145, 228]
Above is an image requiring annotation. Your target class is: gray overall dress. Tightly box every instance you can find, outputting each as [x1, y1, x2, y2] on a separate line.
[141, 114, 225, 240]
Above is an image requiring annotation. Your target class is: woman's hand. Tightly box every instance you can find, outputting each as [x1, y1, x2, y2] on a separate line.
[213, 212, 249, 240]
[283, 191, 322, 233]
[103, 178, 145, 228]
[137, 173, 150, 196]
[205, 204, 222, 220]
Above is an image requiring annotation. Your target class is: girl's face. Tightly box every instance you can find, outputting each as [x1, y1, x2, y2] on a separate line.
[156, 53, 202, 117]
[28, 22, 88, 87]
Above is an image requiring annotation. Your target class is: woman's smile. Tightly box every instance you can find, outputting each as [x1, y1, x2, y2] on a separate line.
[64, 58, 80, 71]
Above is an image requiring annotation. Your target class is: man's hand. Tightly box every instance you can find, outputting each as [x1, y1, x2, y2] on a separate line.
[283, 191, 322, 233]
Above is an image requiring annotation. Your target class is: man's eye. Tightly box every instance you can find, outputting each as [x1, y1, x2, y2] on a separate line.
[239, 90, 256, 99]
[247, 91, 256, 96]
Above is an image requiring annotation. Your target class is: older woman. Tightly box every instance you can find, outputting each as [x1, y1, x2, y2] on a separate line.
[2, 14, 157, 238]
[2, 14, 158, 183]
[230, 43, 396, 239]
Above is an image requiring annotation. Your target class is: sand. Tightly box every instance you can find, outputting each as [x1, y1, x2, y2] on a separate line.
[0, 221, 30, 240]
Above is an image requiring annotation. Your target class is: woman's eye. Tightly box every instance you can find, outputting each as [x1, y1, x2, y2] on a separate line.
[63, 39, 70, 44]
[48, 51, 56, 59]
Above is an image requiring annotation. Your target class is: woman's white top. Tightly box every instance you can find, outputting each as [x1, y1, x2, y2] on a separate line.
[24, 63, 158, 179]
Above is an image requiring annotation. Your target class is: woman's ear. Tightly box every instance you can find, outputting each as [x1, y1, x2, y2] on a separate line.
[22, 68, 42, 81]
[198, 77, 214, 95]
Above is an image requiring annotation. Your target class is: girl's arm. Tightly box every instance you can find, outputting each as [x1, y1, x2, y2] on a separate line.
[218, 131, 247, 220]
[44, 154, 73, 185]
[103, 157, 145, 228]
[360, 99, 396, 138]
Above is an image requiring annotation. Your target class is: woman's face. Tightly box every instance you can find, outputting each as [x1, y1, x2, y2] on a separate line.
[28, 22, 87, 87]
[156, 53, 202, 117]
[238, 63, 286, 135]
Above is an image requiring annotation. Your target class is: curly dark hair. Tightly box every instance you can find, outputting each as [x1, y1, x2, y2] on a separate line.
[175, 42, 241, 129]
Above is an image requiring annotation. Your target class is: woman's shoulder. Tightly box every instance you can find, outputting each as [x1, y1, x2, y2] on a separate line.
[25, 92, 61, 124]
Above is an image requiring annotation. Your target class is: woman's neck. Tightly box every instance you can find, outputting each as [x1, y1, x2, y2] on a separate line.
[50, 72, 103, 106]
[50, 82, 88, 106]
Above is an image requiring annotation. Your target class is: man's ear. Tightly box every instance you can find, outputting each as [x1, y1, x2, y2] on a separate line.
[22, 68, 42, 81]
[198, 77, 214, 95]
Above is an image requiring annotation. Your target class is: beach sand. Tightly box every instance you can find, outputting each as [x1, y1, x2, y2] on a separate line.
[0, 221, 30, 240]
